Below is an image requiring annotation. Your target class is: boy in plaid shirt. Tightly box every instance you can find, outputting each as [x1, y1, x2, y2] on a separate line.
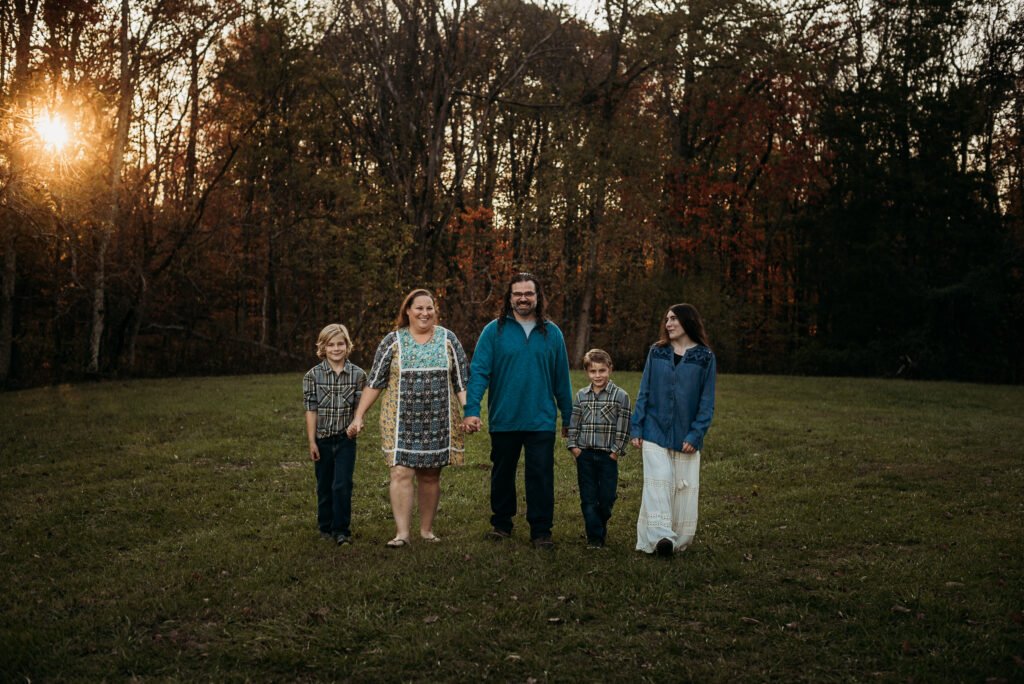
[303, 324, 365, 545]
[566, 349, 631, 548]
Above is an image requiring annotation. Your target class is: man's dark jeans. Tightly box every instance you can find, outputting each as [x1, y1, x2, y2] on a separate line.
[314, 433, 356, 536]
[489, 431, 556, 539]
[575, 448, 618, 543]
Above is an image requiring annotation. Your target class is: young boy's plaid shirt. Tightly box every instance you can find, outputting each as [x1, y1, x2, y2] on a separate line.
[302, 360, 366, 438]
[566, 380, 631, 455]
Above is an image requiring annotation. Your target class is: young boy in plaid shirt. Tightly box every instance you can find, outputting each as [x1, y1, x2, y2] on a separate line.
[566, 349, 631, 548]
[303, 324, 365, 545]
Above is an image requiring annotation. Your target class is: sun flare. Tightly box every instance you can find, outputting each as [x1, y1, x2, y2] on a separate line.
[34, 110, 70, 152]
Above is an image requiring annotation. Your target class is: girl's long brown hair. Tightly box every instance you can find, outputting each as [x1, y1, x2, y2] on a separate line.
[655, 303, 710, 348]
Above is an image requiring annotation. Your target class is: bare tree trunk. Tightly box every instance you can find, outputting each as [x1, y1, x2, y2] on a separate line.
[0, 0, 40, 383]
[87, 229, 109, 373]
[261, 232, 278, 347]
[184, 39, 199, 202]
[0, 230, 15, 385]
[572, 239, 598, 366]
[123, 272, 146, 370]
[89, 0, 133, 374]
[572, 201, 601, 367]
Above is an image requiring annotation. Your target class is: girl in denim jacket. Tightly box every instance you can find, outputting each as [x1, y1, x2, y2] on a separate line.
[630, 303, 716, 556]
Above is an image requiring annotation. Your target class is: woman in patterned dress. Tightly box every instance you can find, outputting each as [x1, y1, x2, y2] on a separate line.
[347, 289, 469, 547]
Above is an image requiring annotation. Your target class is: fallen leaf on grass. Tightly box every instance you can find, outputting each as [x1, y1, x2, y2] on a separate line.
[423, 615, 439, 624]
[785, 622, 799, 630]
[307, 607, 330, 624]
[506, 654, 521, 662]
[891, 604, 912, 614]
[548, 617, 563, 625]
[740, 617, 761, 625]
[743, 553, 753, 562]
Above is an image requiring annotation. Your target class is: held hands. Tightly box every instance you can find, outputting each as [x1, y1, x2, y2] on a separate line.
[630, 437, 643, 449]
[462, 416, 482, 433]
[681, 441, 696, 454]
[345, 416, 364, 439]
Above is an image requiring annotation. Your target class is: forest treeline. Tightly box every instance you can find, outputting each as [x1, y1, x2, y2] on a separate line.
[1, 0, 1022, 387]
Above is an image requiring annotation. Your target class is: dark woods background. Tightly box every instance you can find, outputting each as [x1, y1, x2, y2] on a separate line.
[1, 0, 1022, 387]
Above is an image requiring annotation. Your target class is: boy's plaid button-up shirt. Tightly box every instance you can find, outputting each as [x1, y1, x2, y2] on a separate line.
[566, 380, 632, 455]
[303, 360, 366, 438]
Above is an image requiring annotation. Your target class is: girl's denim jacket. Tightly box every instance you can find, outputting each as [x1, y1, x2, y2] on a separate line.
[630, 344, 716, 452]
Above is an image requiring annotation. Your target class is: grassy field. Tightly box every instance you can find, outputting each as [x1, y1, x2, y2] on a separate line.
[1, 372, 1022, 682]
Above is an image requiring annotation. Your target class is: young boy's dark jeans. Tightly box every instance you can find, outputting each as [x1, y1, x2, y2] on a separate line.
[314, 433, 356, 537]
[575, 448, 618, 544]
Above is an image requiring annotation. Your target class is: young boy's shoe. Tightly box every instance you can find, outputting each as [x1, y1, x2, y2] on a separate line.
[336, 533, 352, 546]
[586, 538, 605, 549]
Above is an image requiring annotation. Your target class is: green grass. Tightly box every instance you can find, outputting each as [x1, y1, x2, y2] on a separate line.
[1, 373, 1022, 682]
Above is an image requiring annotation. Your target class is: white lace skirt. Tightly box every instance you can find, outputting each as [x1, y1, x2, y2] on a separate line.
[635, 442, 701, 553]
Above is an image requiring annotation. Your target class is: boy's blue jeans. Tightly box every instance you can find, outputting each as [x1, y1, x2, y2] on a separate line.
[575, 448, 618, 543]
[314, 433, 356, 537]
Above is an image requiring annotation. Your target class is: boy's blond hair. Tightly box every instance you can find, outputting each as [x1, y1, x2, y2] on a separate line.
[316, 324, 354, 359]
[582, 348, 613, 369]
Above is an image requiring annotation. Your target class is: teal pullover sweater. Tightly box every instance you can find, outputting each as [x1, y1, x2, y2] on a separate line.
[464, 317, 574, 432]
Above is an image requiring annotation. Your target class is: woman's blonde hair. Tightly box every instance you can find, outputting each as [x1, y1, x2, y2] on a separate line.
[315, 323, 354, 359]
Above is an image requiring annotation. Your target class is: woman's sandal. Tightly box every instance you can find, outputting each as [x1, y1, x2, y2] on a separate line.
[420, 533, 441, 543]
[386, 537, 410, 548]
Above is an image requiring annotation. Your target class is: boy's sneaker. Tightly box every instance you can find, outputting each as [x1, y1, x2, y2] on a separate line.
[586, 538, 605, 549]
[336, 534, 352, 546]
[319, 531, 334, 542]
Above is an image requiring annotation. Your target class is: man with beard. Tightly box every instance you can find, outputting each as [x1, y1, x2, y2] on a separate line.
[463, 273, 574, 549]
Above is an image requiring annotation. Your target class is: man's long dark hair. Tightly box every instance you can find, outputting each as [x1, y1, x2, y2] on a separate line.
[655, 303, 710, 348]
[497, 272, 547, 335]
